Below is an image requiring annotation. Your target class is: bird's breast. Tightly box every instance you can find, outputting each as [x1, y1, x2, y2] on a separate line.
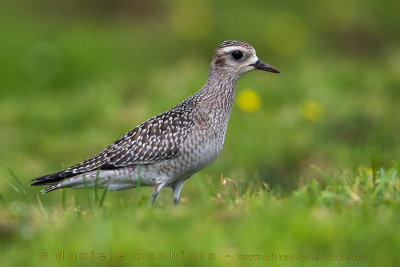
[178, 113, 228, 172]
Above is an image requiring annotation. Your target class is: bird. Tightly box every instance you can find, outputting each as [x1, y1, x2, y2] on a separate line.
[30, 40, 279, 204]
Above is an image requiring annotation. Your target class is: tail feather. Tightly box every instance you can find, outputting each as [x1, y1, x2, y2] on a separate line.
[40, 185, 58, 194]
[30, 170, 71, 186]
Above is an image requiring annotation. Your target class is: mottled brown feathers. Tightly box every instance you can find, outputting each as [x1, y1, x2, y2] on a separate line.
[217, 40, 253, 50]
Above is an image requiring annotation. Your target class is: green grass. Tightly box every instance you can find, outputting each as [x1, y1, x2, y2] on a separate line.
[1, 165, 399, 267]
[1, 0, 400, 266]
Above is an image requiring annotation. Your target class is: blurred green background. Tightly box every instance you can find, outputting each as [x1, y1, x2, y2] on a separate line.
[2, 0, 400, 190]
[1, 0, 400, 266]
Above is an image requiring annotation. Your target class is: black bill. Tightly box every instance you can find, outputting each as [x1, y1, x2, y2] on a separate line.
[251, 60, 279, 73]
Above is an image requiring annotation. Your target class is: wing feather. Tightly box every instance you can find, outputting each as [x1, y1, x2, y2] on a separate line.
[68, 110, 194, 173]
[31, 95, 197, 184]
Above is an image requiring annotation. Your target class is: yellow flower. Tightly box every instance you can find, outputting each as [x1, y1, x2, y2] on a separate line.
[300, 100, 323, 122]
[358, 167, 373, 176]
[238, 89, 261, 112]
[363, 168, 373, 175]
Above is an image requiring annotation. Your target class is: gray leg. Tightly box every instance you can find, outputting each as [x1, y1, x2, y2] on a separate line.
[171, 180, 186, 205]
[151, 182, 166, 204]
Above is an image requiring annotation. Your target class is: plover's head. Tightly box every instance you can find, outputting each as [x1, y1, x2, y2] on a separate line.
[210, 40, 279, 78]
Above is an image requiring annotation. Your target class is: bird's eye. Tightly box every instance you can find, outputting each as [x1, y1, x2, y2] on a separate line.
[231, 50, 243, 60]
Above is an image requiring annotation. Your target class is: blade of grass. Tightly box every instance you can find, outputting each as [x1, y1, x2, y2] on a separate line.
[99, 188, 108, 208]
[371, 147, 377, 182]
[0, 192, 5, 205]
[372, 168, 397, 199]
[82, 175, 92, 209]
[7, 168, 31, 203]
[62, 189, 66, 210]
[7, 181, 21, 194]
[135, 165, 142, 206]
[94, 169, 100, 203]
[7, 168, 27, 194]
[311, 164, 334, 185]
[221, 174, 239, 204]
[37, 195, 49, 219]
[75, 189, 79, 209]
[83, 175, 89, 189]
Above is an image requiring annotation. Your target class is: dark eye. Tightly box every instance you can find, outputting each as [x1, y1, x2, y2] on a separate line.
[231, 50, 243, 60]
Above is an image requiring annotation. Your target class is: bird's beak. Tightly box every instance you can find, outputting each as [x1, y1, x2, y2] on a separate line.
[251, 60, 280, 73]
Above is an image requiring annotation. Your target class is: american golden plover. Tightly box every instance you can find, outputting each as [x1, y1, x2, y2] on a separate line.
[31, 40, 279, 204]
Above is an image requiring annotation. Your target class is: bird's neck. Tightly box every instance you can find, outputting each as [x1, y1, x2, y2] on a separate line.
[199, 70, 239, 113]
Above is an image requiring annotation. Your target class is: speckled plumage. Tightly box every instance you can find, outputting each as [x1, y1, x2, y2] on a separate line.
[31, 40, 279, 204]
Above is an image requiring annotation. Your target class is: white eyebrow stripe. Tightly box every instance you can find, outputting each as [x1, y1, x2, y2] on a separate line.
[220, 46, 247, 54]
